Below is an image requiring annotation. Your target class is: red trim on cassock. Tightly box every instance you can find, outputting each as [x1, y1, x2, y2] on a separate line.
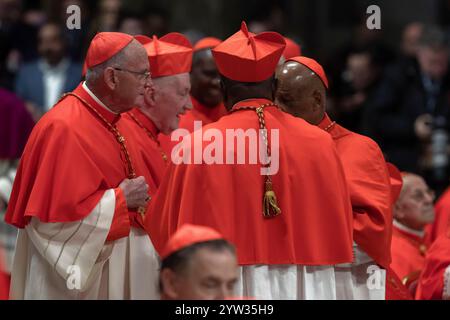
[106, 188, 130, 241]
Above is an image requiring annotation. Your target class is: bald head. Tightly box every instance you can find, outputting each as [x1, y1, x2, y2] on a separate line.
[275, 61, 326, 125]
[394, 173, 435, 230]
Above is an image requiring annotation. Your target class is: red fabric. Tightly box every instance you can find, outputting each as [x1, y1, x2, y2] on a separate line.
[146, 98, 353, 265]
[212, 21, 286, 82]
[194, 37, 221, 51]
[161, 224, 224, 259]
[0, 251, 8, 300]
[425, 187, 450, 245]
[135, 33, 193, 77]
[416, 233, 450, 299]
[318, 114, 392, 268]
[385, 267, 413, 300]
[390, 225, 427, 281]
[85, 32, 133, 69]
[5, 84, 132, 228]
[287, 56, 329, 89]
[159, 95, 228, 154]
[387, 163, 403, 204]
[118, 108, 168, 189]
[106, 188, 130, 241]
[282, 37, 301, 59]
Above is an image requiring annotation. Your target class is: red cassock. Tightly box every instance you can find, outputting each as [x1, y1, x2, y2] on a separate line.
[5, 84, 149, 240]
[146, 98, 354, 265]
[416, 233, 450, 300]
[318, 114, 392, 268]
[390, 224, 427, 281]
[118, 108, 168, 189]
[425, 187, 450, 245]
[385, 267, 413, 300]
[159, 95, 228, 153]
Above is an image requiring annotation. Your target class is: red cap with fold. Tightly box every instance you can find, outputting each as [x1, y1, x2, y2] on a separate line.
[194, 37, 221, 51]
[83, 32, 134, 76]
[212, 21, 286, 82]
[287, 56, 329, 89]
[387, 162, 403, 204]
[135, 33, 193, 78]
[282, 37, 302, 59]
[160, 224, 225, 260]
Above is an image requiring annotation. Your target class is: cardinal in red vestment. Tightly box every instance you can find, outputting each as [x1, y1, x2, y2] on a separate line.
[158, 36, 227, 152]
[117, 32, 194, 189]
[145, 22, 353, 300]
[390, 173, 435, 286]
[5, 32, 160, 299]
[275, 56, 393, 299]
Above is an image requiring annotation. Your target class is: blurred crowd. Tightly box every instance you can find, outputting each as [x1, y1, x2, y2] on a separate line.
[1, 0, 450, 300]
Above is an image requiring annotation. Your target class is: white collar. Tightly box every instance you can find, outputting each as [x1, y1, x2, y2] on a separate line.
[82, 81, 118, 115]
[393, 220, 425, 238]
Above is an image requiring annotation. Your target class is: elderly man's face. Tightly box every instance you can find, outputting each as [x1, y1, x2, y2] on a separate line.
[152, 73, 192, 134]
[165, 247, 238, 300]
[113, 40, 151, 111]
[395, 175, 435, 230]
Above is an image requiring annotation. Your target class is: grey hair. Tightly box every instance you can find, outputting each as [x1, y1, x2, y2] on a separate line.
[85, 42, 132, 84]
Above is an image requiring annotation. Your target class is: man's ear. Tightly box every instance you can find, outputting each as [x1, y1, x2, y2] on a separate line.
[160, 268, 179, 300]
[143, 83, 157, 108]
[103, 67, 117, 91]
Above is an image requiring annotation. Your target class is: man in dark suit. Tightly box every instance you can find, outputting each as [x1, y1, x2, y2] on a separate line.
[368, 25, 450, 194]
[15, 22, 82, 120]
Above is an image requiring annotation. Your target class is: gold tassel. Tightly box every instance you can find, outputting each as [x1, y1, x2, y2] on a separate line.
[263, 178, 281, 218]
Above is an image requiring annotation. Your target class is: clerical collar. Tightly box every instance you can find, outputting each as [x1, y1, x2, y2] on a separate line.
[191, 95, 228, 121]
[232, 98, 273, 110]
[318, 113, 333, 131]
[393, 220, 425, 238]
[129, 108, 159, 137]
[82, 81, 118, 115]
[76, 82, 120, 124]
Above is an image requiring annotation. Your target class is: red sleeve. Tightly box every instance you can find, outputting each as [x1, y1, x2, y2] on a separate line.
[342, 136, 392, 267]
[416, 235, 450, 300]
[106, 188, 130, 242]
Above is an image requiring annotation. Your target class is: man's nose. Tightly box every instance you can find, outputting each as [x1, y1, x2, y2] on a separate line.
[215, 285, 229, 300]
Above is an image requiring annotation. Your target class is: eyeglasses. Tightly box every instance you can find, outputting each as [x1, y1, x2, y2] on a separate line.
[113, 67, 151, 80]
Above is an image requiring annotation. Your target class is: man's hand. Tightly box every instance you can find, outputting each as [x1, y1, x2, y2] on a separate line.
[415, 113, 433, 141]
[119, 176, 149, 209]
